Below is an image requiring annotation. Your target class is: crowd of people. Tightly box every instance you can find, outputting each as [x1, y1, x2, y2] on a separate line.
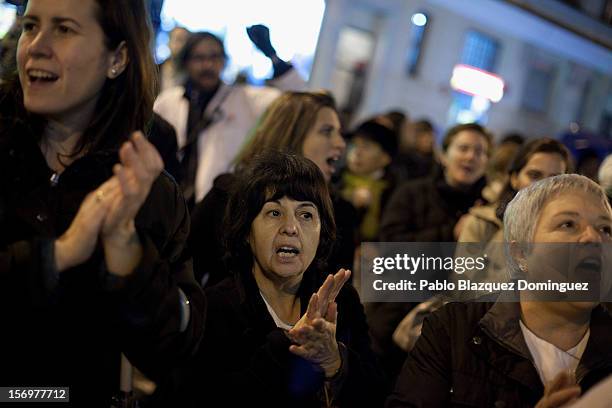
[1, 0, 611, 407]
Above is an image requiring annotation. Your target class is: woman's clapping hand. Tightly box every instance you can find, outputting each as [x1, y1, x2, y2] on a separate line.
[101, 132, 163, 276]
[287, 269, 351, 377]
[54, 132, 163, 276]
[54, 177, 120, 272]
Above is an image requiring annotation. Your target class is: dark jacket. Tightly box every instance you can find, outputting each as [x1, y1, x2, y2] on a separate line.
[148, 112, 180, 181]
[153, 268, 387, 407]
[379, 170, 486, 242]
[0, 118, 205, 407]
[390, 151, 440, 182]
[387, 302, 612, 407]
[189, 173, 357, 286]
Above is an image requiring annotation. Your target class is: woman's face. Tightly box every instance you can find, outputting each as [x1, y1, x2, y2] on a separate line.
[442, 130, 489, 188]
[526, 191, 612, 309]
[302, 107, 345, 182]
[414, 130, 434, 155]
[17, 0, 116, 123]
[347, 136, 391, 176]
[533, 192, 611, 244]
[249, 196, 321, 285]
[511, 152, 567, 191]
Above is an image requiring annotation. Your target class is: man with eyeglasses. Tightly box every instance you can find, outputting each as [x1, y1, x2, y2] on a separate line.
[154, 26, 305, 207]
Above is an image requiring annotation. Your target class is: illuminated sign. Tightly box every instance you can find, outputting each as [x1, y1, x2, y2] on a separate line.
[450, 64, 505, 103]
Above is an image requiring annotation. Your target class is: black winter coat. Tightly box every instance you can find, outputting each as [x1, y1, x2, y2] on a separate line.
[387, 302, 612, 407]
[380, 170, 486, 243]
[148, 113, 180, 181]
[153, 268, 387, 407]
[0, 120, 205, 407]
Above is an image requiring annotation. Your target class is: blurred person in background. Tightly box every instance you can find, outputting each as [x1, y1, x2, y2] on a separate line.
[599, 154, 612, 205]
[576, 148, 602, 182]
[368, 123, 491, 385]
[380, 109, 408, 142]
[0, 0, 205, 405]
[0, 19, 21, 81]
[366, 123, 492, 386]
[380, 122, 491, 243]
[158, 26, 190, 92]
[390, 119, 440, 181]
[460, 138, 572, 245]
[500, 132, 526, 148]
[154, 25, 305, 207]
[339, 118, 398, 241]
[480, 141, 521, 203]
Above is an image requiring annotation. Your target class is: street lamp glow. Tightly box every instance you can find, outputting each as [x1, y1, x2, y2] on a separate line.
[411, 13, 427, 27]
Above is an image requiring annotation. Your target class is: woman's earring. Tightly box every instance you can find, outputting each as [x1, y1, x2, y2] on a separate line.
[111, 68, 118, 77]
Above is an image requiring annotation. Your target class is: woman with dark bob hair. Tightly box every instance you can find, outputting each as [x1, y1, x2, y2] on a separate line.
[155, 151, 385, 407]
[190, 90, 356, 287]
[0, 0, 204, 405]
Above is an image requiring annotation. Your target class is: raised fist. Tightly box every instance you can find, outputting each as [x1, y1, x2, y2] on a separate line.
[246, 24, 276, 58]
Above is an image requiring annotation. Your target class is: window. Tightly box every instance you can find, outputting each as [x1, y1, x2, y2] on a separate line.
[448, 30, 500, 125]
[521, 65, 555, 113]
[461, 30, 499, 71]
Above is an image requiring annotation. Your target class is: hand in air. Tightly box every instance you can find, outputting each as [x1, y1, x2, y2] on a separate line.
[287, 269, 351, 377]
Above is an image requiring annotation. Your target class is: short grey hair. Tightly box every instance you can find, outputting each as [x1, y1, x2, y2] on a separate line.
[503, 174, 612, 278]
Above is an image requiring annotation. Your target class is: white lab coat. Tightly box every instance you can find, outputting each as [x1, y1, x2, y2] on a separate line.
[154, 69, 306, 201]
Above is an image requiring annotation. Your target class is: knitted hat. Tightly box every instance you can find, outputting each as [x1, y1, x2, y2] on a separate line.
[348, 119, 398, 157]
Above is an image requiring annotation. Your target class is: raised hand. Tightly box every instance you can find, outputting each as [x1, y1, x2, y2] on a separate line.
[287, 269, 351, 377]
[246, 24, 276, 58]
[293, 269, 351, 328]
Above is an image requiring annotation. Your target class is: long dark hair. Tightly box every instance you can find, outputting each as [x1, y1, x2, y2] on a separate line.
[224, 151, 336, 279]
[0, 0, 158, 156]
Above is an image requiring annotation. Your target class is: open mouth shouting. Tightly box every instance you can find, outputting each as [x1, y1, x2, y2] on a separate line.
[276, 245, 301, 259]
[575, 255, 602, 274]
[26, 68, 60, 85]
[325, 154, 341, 178]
